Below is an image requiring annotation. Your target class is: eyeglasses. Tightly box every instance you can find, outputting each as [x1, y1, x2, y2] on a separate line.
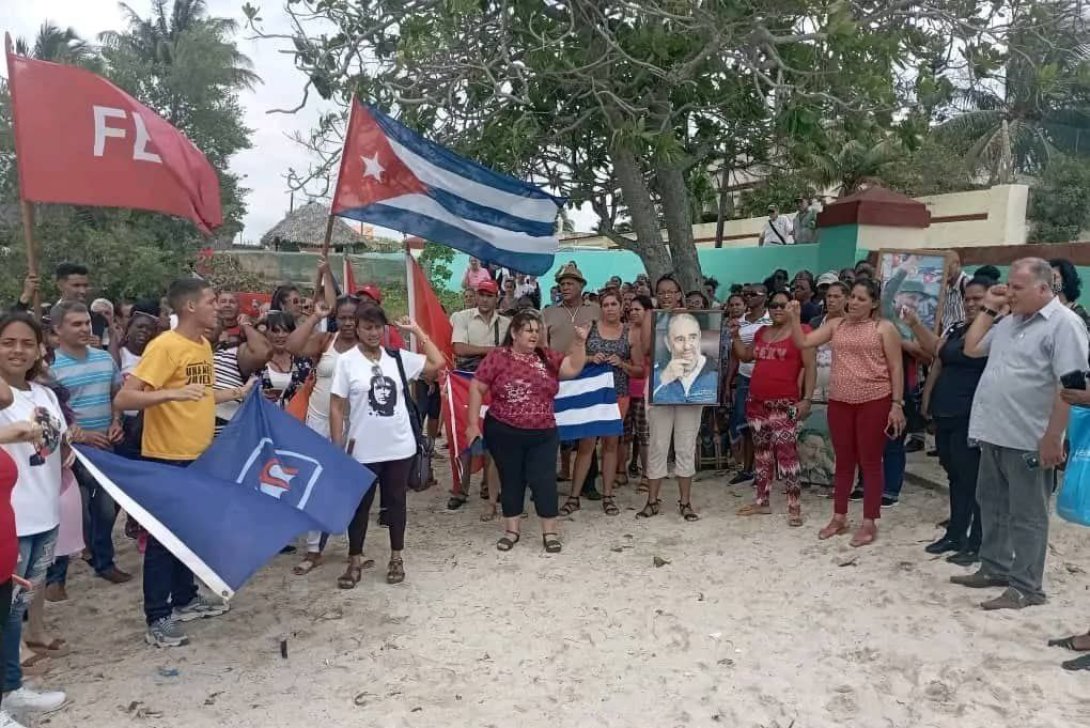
[767, 302, 786, 310]
[745, 291, 763, 297]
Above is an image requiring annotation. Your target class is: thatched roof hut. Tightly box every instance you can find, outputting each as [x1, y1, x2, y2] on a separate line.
[260, 202, 364, 251]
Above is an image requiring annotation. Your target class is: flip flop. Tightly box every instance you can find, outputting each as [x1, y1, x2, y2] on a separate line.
[1049, 635, 1090, 652]
[1062, 654, 1090, 671]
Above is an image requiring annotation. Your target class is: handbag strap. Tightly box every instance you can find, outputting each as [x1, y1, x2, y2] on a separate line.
[388, 348, 423, 440]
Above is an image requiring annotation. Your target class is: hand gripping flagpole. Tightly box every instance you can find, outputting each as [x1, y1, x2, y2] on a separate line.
[405, 241, 418, 351]
[5, 34, 41, 318]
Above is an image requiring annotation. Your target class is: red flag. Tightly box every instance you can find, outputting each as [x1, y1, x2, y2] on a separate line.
[441, 372, 488, 496]
[6, 46, 222, 233]
[409, 255, 454, 366]
[342, 256, 358, 296]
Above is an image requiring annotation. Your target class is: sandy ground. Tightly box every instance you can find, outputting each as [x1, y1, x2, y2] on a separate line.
[26, 451, 1090, 728]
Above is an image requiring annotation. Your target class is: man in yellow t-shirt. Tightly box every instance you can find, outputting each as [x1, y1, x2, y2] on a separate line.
[115, 278, 250, 648]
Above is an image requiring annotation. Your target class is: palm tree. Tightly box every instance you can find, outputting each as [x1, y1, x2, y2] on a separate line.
[935, 2, 1090, 182]
[801, 132, 905, 197]
[14, 22, 102, 70]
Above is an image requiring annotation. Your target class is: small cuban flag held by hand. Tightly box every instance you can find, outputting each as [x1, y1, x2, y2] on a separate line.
[331, 100, 565, 275]
[74, 390, 374, 598]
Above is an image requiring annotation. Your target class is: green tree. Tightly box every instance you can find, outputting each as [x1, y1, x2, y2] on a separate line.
[101, 0, 259, 238]
[1028, 157, 1090, 242]
[250, 0, 988, 290]
[14, 22, 104, 70]
[935, 1, 1090, 182]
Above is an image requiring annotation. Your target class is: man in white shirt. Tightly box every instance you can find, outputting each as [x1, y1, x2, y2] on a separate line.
[760, 205, 793, 246]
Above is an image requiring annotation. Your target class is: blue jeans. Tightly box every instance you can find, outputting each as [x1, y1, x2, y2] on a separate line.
[76, 459, 118, 575]
[3, 528, 58, 692]
[142, 458, 197, 624]
[882, 430, 908, 499]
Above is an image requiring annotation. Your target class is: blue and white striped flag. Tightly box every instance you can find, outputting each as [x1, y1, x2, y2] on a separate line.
[332, 100, 565, 275]
[555, 363, 624, 442]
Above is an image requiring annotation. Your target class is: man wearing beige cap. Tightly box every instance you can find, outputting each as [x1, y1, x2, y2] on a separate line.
[544, 263, 601, 496]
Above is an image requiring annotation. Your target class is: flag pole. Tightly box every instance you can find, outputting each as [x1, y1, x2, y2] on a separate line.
[405, 240, 418, 352]
[6, 34, 41, 318]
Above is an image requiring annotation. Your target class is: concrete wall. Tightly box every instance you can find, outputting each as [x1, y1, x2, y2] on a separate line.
[563, 184, 1030, 252]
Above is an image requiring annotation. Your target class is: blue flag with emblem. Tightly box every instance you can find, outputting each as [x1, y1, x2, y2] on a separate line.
[74, 390, 374, 598]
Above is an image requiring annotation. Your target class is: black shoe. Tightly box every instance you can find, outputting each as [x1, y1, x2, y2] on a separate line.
[925, 537, 962, 555]
[881, 496, 899, 508]
[582, 488, 603, 501]
[905, 439, 924, 453]
[946, 550, 980, 566]
[447, 495, 467, 511]
[848, 489, 864, 501]
[926, 448, 939, 457]
[728, 471, 754, 485]
[936, 518, 950, 529]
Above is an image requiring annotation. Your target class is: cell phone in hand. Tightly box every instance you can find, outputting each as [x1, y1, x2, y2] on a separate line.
[1061, 370, 1087, 390]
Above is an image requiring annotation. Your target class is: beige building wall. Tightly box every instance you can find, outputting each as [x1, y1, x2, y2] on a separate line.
[561, 184, 1030, 251]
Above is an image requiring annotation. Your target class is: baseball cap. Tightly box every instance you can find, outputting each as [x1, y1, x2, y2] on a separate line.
[476, 279, 499, 295]
[356, 285, 383, 303]
[816, 271, 839, 287]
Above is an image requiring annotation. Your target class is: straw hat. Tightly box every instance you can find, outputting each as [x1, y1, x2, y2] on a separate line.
[555, 263, 587, 285]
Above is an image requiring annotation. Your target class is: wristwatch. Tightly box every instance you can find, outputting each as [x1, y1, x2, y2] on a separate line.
[981, 307, 999, 318]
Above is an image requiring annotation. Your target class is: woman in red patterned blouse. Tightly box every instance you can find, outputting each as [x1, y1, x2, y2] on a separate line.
[466, 311, 588, 553]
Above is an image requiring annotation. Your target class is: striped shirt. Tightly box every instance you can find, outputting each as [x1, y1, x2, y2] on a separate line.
[52, 347, 120, 432]
[942, 272, 970, 330]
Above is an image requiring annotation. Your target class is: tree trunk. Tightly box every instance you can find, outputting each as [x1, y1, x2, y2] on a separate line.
[714, 161, 731, 248]
[610, 143, 672, 282]
[656, 155, 703, 293]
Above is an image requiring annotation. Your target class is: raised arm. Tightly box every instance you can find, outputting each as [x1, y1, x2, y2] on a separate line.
[286, 306, 331, 361]
[237, 318, 273, 377]
[396, 318, 445, 377]
[785, 301, 836, 349]
[900, 307, 942, 357]
[963, 285, 1008, 357]
[558, 324, 589, 380]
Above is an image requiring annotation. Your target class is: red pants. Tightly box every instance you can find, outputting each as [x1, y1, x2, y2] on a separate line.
[827, 397, 889, 520]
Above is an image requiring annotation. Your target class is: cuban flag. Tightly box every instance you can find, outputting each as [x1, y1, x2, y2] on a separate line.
[555, 363, 624, 442]
[74, 391, 375, 598]
[331, 100, 564, 275]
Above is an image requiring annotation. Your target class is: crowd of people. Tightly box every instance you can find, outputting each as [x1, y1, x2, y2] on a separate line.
[0, 249, 1087, 727]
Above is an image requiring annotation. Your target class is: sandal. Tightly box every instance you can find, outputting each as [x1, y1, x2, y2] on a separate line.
[1063, 654, 1090, 671]
[788, 506, 804, 528]
[337, 561, 364, 590]
[480, 503, 498, 522]
[292, 552, 323, 575]
[386, 556, 405, 585]
[678, 501, 699, 522]
[1049, 634, 1090, 652]
[20, 651, 50, 676]
[497, 530, 520, 552]
[636, 499, 661, 518]
[637, 478, 650, 493]
[543, 533, 562, 554]
[25, 638, 67, 656]
[559, 496, 581, 516]
[850, 524, 878, 548]
[818, 518, 850, 540]
[602, 495, 620, 516]
[736, 503, 772, 516]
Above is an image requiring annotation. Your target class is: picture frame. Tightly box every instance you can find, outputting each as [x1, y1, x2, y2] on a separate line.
[877, 249, 954, 340]
[649, 309, 723, 406]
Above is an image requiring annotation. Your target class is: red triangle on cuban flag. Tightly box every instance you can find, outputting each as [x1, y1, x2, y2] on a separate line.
[332, 101, 425, 213]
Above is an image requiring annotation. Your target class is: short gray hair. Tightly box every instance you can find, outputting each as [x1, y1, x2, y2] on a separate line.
[49, 300, 88, 327]
[1011, 257, 1053, 289]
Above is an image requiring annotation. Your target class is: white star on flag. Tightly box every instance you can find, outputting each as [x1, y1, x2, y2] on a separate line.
[362, 153, 385, 181]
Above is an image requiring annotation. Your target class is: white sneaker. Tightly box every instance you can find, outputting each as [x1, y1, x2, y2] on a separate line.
[3, 686, 67, 714]
[0, 710, 26, 728]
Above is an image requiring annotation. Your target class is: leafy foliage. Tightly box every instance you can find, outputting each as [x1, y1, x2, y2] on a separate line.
[1028, 157, 1090, 243]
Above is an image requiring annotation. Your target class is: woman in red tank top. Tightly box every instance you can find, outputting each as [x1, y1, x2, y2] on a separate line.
[731, 290, 816, 526]
[787, 279, 905, 547]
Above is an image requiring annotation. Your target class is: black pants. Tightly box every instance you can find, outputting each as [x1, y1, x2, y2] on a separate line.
[0, 579, 9, 709]
[348, 457, 413, 555]
[485, 416, 560, 519]
[935, 415, 982, 550]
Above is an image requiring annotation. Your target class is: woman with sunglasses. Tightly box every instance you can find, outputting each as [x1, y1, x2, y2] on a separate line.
[465, 311, 587, 553]
[286, 295, 362, 575]
[730, 289, 815, 526]
[330, 305, 444, 587]
[260, 311, 312, 409]
[786, 279, 905, 547]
